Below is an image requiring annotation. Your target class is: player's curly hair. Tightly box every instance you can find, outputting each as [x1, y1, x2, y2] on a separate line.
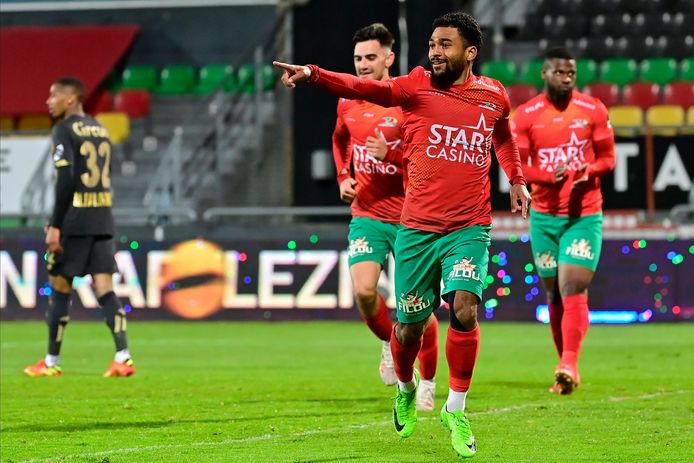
[544, 46, 575, 61]
[432, 11, 483, 50]
[55, 76, 86, 102]
[353, 23, 395, 49]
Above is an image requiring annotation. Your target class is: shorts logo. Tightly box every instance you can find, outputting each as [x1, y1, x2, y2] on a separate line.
[534, 251, 557, 270]
[398, 291, 432, 314]
[448, 257, 481, 282]
[565, 239, 594, 260]
[349, 237, 373, 257]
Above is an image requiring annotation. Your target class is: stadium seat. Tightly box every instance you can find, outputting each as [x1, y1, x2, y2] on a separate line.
[519, 59, 545, 88]
[624, 0, 664, 14]
[640, 58, 678, 86]
[507, 84, 539, 108]
[0, 116, 14, 131]
[102, 71, 123, 93]
[261, 64, 276, 91]
[681, 0, 694, 12]
[589, 14, 625, 37]
[481, 60, 517, 86]
[608, 105, 644, 135]
[681, 57, 694, 82]
[237, 64, 276, 93]
[516, 14, 544, 40]
[575, 59, 597, 88]
[663, 34, 694, 60]
[85, 89, 113, 116]
[95, 112, 131, 144]
[114, 89, 152, 118]
[575, 37, 608, 61]
[623, 82, 661, 111]
[195, 64, 237, 94]
[17, 115, 52, 131]
[632, 36, 669, 60]
[122, 65, 158, 91]
[663, 82, 694, 109]
[237, 64, 255, 93]
[670, 12, 691, 36]
[539, 0, 583, 15]
[577, 36, 626, 61]
[630, 13, 669, 37]
[542, 14, 586, 40]
[583, 82, 620, 107]
[646, 105, 685, 136]
[599, 59, 638, 87]
[156, 65, 196, 95]
[583, 0, 623, 14]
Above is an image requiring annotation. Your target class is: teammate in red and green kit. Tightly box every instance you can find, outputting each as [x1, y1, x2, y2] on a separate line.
[332, 23, 439, 411]
[511, 47, 615, 395]
[275, 11, 531, 458]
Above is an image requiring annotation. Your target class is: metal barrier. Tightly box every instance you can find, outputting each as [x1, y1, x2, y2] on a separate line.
[202, 206, 351, 221]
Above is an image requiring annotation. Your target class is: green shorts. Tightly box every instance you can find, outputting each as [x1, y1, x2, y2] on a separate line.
[347, 216, 401, 268]
[394, 225, 491, 324]
[529, 210, 603, 278]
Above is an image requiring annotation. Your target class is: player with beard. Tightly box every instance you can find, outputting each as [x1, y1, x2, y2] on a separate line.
[511, 47, 615, 395]
[333, 23, 439, 410]
[274, 12, 531, 458]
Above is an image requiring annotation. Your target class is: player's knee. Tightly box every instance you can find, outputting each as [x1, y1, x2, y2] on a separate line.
[49, 276, 72, 293]
[450, 308, 477, 331]
[395, 321, 426, 345]
[92, 274, 114, 298]
[560, 281, 588, 297]
[546, 289, 560, 305]
[450, 293, 478, 331]
[354, 286, 376, 303]
[353, 284, 377, 304]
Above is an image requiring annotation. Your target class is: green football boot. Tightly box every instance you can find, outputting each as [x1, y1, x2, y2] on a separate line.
[440, 405, 477, 458]
[392, 369, 419, 438]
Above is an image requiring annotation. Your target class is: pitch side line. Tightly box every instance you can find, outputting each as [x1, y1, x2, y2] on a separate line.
[15, 390, 691, 463]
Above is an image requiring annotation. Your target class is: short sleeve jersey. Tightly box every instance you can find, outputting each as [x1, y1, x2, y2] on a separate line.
[511, 90, 614, 216]
[51, 114, 115, 236]
[333, 99, 405, 223]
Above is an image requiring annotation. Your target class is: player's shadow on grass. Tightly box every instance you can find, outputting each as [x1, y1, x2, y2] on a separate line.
[2, 409, 381, 433]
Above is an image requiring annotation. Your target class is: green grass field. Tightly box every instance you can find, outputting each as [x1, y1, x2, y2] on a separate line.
[1, 321, 692, 463]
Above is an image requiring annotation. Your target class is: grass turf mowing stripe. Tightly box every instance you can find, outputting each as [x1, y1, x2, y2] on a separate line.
[14, 389, 690, 463]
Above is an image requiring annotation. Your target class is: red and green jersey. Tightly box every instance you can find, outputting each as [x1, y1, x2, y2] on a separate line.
[310, 65, 525, 234]
[511, 90, 615, 216]
[332, 98, 405, 223]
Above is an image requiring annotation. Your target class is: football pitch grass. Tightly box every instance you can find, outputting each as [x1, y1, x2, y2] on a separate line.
[1, 321, 692, 463]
